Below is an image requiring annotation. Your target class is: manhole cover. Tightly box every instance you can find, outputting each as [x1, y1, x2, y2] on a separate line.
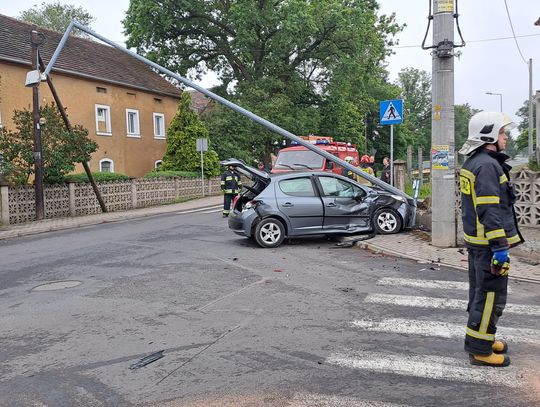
[32, 280, 82, 292]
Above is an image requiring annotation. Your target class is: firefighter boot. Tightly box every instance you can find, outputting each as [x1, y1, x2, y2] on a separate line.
[492, 339, 508, 354]
[469, 353, 510, 367]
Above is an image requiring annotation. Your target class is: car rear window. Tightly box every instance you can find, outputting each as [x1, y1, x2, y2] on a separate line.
[278, 177, 316, 197]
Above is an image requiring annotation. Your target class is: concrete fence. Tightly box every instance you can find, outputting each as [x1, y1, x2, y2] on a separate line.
[0, 176, 222, 225]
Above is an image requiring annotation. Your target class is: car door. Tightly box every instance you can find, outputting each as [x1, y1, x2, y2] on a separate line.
[275, 176, 324, 234]
[316, 175, 371, 230]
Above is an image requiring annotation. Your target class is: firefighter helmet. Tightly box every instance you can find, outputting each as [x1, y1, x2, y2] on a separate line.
[360, 154, 370, 164]
[344, 156, 354, 163]
[459, 111, 515, 155]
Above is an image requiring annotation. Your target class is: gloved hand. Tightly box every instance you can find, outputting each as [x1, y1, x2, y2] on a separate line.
[491, 248, 510, 276]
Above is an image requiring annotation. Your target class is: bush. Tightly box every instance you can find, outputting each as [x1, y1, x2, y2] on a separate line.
[143, 170, 200, 179]
[65, 172, 130, 183]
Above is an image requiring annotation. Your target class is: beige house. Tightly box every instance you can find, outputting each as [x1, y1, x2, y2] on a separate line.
[0, 14, 181, 177]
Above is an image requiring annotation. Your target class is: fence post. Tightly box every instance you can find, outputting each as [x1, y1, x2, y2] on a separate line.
[418, 147, 423, 187]
[131, 178, 138, 209]
[0, 182, 9, 225]
[174, 177, 180, 199]
[393, 160, 407, 192]
[67, 181, 76, 217]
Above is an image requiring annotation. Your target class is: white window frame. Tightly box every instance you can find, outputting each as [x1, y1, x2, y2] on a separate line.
[154, 160, 163, 169]
[95, 104, 112, 136]
[153, 113, 165, 139]
[126, 109, 140, 138]
[99, 158, 114, 173]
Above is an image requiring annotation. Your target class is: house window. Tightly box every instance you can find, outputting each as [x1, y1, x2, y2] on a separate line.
[96, 87, 107, 93]
[126, 109, 140, 137]
[95, 104, 111, 135]
[99, 158, 114, 173]
[155, 160, 163, 169]
[153, 113, 165, 139]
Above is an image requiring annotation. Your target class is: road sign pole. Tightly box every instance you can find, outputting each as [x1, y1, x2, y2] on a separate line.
[390, 124, 394, 186]
[200, 150, 205, 197]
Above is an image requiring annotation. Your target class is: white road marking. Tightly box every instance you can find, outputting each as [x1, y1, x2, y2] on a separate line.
[289, 393, 413, 407]
[364, 293, 540, 316]
[326, 350, 524, 388]
[199, 209, 223, 214]
[377, 277, 513, 293]
[176, 205, 222, 215]
[350, 318, 540, 344]
[377, 277, 470, 290]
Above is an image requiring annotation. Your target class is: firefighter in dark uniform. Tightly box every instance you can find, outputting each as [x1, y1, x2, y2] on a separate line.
[459, 111, 523, 367]
[221, 164, 242, 217]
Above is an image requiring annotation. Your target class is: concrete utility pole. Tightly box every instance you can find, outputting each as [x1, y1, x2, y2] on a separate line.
[529, 59, 534, 158]
[430, 0, 456, 247]
[31, 30, 44, 220]
[536, 91, 540, 163]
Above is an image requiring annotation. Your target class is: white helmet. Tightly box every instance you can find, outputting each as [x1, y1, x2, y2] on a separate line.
[344, 156, 354, 163]
[459, 111, 515, 155]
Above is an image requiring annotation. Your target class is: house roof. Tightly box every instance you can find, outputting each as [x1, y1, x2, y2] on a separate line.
[0, 14, 181, 98]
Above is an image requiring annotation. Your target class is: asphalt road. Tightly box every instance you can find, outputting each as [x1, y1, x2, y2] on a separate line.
[1, 206, 539, 407]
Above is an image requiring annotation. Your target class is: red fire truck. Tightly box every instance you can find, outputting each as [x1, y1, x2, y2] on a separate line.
[271, 136, 359, 175]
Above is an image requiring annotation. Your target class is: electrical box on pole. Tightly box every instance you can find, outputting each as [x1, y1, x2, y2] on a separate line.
[422, 0, 465, 248]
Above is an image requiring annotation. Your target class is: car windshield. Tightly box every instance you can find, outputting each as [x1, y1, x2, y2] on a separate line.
[274, 150, 324, 170]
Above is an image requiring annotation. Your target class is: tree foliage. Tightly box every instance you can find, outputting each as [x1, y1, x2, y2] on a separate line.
[515, 99, 536, 152]
[124, 0, 402, 164]
[0, 103, 97, 184]
[161, 92, 220, 177]
[19, 1, 95, 36]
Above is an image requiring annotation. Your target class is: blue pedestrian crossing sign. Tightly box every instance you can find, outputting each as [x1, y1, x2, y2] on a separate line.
[380, 99, 403, 125]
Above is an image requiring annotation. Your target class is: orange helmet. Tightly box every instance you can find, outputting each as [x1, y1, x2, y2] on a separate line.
[360, 154, 370, 164]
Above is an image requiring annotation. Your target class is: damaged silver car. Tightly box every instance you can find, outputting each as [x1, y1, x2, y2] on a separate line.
[222, 159, 415, 248]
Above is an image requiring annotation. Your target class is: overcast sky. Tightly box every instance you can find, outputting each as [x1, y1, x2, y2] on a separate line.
[1, 0, 539, 127]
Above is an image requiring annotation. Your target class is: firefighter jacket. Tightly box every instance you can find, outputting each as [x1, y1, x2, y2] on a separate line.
[221, 170, 242, 194]
[459, 148, 523, 251]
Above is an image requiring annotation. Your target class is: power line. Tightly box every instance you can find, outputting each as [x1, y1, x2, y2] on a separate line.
[503, 0, 528, 64]
[390, 33, 540, 49]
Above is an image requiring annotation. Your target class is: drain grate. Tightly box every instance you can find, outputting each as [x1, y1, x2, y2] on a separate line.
[32, 280, 82, 292]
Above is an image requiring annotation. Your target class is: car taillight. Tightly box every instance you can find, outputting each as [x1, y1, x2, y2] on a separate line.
[243, 200, 259, 211]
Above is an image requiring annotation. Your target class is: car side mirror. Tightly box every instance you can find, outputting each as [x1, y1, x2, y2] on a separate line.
[326, 161, 334, 170]
[353, 192, 364, 201]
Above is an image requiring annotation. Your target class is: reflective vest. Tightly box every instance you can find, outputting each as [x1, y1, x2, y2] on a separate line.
[459, 149, 523, 250]
[220, 170, 242, 194]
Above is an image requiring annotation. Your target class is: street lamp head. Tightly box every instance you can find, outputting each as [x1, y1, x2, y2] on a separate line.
[535, 17, 540, 26]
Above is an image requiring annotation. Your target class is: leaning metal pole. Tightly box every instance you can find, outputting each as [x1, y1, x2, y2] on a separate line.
[44, 21, 413, 203]
[38, 55, 107, 213]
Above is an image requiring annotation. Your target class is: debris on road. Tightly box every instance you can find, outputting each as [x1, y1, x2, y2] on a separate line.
[129, 350, 165, 370]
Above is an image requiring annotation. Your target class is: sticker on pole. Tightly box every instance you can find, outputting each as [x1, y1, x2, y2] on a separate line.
[380, 99, 403, 125]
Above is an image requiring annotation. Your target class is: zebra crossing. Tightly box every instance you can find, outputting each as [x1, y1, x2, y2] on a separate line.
[325, 276, 539, 390]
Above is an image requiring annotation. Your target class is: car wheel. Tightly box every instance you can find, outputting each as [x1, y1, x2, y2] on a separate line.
[373, 208, 402, 234]
[254, 218, 286, 248]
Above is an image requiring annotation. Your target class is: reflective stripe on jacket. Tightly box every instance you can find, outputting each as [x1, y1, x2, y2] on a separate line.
[459, 149, 523, 251]
[220, 170, 242, 194]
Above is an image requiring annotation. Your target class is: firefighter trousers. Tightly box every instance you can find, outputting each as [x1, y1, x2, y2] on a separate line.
[465, 248, 508, 355]
[223, 193, 236, 215]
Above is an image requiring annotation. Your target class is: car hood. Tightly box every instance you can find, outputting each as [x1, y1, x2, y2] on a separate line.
[220, 158, 271, 182]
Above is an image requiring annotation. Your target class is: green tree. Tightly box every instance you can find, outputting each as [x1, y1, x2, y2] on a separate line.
[19, 1, 95, 36]
[124, 0, 402, 163]
[394, 68, 431, 153]
[515, 99, 536, 153]
[0, 103, 97, 184]
[161, 92, 220, 177]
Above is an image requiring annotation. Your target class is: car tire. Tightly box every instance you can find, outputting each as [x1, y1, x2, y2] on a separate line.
[373, 207, 402, 234]
[254, 218, 286, 248]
